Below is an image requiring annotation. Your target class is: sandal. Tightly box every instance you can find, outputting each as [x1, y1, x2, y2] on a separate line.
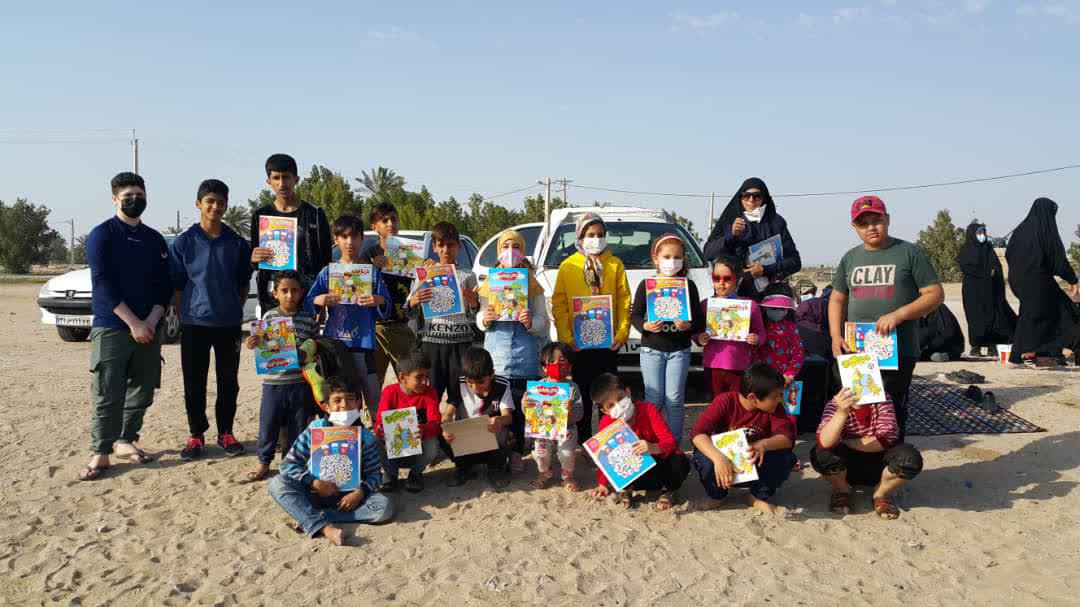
[78, 465, 109, 481]
[529, 474, 554, 490]
[562, 478, 580, 493]
[873, 496, 900, 519]
[616, 492, 633, 509]
[113, 446, 155, 464]
[244, 467, 271, 483]
[654, 492, 676, 511]
[829, 491, 851, 515]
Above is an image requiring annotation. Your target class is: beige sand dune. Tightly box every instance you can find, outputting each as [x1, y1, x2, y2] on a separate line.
[1, 282, 1078, 606]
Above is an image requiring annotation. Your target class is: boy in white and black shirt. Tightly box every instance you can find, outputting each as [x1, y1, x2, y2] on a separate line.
[442, 347, 513, 488]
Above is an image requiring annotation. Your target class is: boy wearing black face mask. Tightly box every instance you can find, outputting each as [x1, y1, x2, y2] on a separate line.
[80, 172, 171, 481]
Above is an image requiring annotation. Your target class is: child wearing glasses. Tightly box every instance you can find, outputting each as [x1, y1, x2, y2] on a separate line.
[694, 255, 766, 401]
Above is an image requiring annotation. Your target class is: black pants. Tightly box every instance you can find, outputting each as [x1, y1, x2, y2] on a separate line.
[809, 443, 923, 486]
[421, 341, 471, 404]
[572, 348, 618, 444]
[882, 356, 917, 443]
[449, 444, 509, 474]
[508, 377, 531, 454]
[692, 449, 796, 501]
[629, 452, 690, 492]
[181, 325, 242, 437]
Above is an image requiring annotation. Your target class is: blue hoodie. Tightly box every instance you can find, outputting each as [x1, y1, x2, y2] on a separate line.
[169, 223, 253, 327]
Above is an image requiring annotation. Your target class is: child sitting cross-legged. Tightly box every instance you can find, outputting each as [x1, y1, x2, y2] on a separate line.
[811, 387, 923, 520]
[690, 362, 797, 514]
[268, 377, 394, 546]
[587, 373, 690, 511]
[523, 342, 584, 492]
[373, 352, 443, 493]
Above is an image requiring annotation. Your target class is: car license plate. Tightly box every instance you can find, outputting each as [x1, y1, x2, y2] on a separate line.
[56, 315, 92, 327]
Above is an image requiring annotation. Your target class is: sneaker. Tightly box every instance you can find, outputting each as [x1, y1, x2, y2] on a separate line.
[968, 347, 983, 359]
[404, 472, 424, 493]
[217, 433, 245, 457]
[180, 436, 205, 461]
[930, 352, 949, 362]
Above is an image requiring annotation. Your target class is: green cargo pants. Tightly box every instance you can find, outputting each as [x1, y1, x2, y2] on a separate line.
[89, 328, 162, 455]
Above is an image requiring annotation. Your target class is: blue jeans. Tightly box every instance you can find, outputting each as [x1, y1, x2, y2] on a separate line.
[268, 474, 395, 537]
[382, 437, 440, 481]
[639, 347, 691, 443]
[691, 449, 796, 502]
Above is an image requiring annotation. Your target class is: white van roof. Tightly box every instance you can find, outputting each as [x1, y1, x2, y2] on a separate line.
[548, 206, 667, 227]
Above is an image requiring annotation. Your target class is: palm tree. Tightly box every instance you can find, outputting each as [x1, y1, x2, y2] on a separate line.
[356, 167, 406, 200]
[222, 206, 252, 238]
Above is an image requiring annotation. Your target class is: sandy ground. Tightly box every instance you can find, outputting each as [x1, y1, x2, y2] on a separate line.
[1, 282, 1079, 606]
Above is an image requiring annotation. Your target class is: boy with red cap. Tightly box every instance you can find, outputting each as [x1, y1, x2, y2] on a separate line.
[828, 196, 944, 440]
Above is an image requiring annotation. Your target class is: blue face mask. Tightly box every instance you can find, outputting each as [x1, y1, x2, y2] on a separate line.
[765, 309, 787, 323]
[976, 233, 987, 243]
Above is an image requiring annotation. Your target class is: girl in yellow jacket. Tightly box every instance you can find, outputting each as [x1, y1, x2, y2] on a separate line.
[551, 213, 632, 444]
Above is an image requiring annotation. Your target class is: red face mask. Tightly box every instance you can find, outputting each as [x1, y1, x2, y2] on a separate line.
[544, 361, 571, 381]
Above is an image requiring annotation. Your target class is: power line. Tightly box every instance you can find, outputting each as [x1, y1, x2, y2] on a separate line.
[570, 162, 1080, 200]
[478, 183, 543, 201]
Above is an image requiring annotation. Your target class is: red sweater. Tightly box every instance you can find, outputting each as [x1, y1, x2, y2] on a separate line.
[375, 384, 442, 440]
[690, 392, 796, 444]
[596, 401, 679, 487]
[815, 399, 900, 450]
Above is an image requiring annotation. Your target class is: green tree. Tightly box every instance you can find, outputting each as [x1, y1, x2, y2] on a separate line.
[297, 165, 362, 225]
[916, 209, 965, 282]
[356, 167, 406, 201]
[222, 205, 252, 238]
[662, 210, 701, 242]
[0, 198, 64, 273]
[72, 234, 88, 265]
[47, 234, 71, 264]
[1068, 225, 1080, 275]
[248, 189, 275, 212]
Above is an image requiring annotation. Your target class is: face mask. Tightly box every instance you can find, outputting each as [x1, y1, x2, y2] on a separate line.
[608, 395, 635, 422]
[766, 309, 787, 323]
[743, 206, 765, 223]
[657, 258, 683, 277]
[498, 248, 524, 267]
[121, 197, 147, 219]
[976, 233, 987, 243]
[582, 237, 607, 255]
[328, 409, 361, 427]
[800, 294, 814, 302]
[544, 361, 571, 381]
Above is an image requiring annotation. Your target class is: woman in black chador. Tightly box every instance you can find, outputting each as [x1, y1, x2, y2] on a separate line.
[1004, 198, 1080, 364]
[958, 222, 1016, 357]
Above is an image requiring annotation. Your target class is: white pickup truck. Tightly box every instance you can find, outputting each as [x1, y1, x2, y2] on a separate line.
[472, 206, 711, 372]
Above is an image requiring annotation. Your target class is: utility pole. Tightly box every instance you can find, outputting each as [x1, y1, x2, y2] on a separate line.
[554, 178, 573, 207]
[176, 210, 181, 233]
[60, 219, 75, 265]
[708, 192, 716, 229]
[537, 177, 553, 237]
[131, 129, 140, 174]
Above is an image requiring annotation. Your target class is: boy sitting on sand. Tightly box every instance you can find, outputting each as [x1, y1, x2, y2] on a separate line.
[690, 362, 797, 514]
[268, 377, 394, 546]
[811, 388, 923, 519]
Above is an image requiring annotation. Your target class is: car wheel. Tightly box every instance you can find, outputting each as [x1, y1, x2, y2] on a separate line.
[161, 307, 182, 344]
[57, 326, 91, 342]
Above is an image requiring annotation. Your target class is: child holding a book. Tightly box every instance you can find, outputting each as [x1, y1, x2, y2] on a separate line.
[811, 387, 923, 520]
[477, 229, 550, 473]
[689, 362, 797, 514]
[550, 213, 632, 446]
[306, 215, 390, 424]
[523, 342, 584, 491]
[360, 203, 417, 387]
[268, 377, 393, 546]
[373, 352, 443, 493]
[586, 373, 689, 510]
[246, 270, 320, 481]
[630, 233, 705, 444]
[407, 221, 480, 404]
[443, 347, 514, 488]
[694, 255, 765, 400]
[755, 291, 805, 428]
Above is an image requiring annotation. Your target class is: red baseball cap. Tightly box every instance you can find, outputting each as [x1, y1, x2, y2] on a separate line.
[850, 195, 887, 221]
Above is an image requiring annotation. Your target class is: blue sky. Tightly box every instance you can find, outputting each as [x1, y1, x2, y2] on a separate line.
[1, 1, 1077, 264]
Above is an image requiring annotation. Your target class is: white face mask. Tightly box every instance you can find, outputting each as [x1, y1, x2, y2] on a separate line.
[609, 395, 635, 422]
[328, 409, 361, 426]
[658, 258, 683, 276]
[582, 237, 607, 255]
[800, 294, 814, 302]
[766, 309, 787, 323]
[976, 233, 987, 243]
[743, 206, 766, 223]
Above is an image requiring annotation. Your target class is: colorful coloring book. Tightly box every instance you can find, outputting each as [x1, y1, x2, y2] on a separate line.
[486, 268, 529, 321]
[573, 295, 614, 350]
[258, 216, 298, 271]
[308, 426, 361, 491]
[748, 234, 783, 292]
[709, 429, 759, 484]
[706, 297, 752, 341]
[380, 408, 423, 460]
[782, 381, 804, 416]
[415, 264, 464, 319]
[328, 263, 373, 304]
[645, 277, 691, 323]
[584, 419, 656, 492]
[844, 322, 899, 370]
[524, 381, 571, 441]
[383, 235, 426, 277]
[251, 316, 300, 375]
[837, 353, 887, 405]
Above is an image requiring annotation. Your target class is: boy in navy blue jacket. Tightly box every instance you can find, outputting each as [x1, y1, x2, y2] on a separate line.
[170, 179, 253, 460]
[81, 172, 171, 481]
